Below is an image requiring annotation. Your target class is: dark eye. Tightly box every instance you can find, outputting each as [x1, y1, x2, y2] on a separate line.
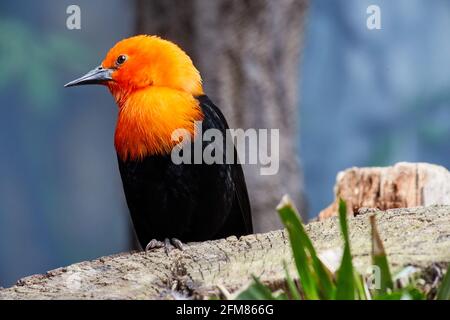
[116, 54, 127, 66]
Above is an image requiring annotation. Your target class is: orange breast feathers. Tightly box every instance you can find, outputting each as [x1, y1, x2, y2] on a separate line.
[114, 87, 204, 161]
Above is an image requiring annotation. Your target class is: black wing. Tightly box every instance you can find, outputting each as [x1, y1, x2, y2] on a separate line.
[196, 95, 253, 235]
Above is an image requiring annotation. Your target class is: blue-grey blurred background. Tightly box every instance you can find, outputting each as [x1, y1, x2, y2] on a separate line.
[301, 0, 450, 215]
[1, 0, 449, 287]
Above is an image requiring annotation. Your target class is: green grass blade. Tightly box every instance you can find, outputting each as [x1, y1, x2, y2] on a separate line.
[335, 199, 356, 300]
[283, 260, 302, 300]
[373, 292, 402, 300]
[354, 273, 367, 300]
[275, 292, 289, 300]
[338, 199, 350, 244]
[283, 213, 335, 298]
[277, 195, 335, 299]
[277, 196, 319, 299]
[437, 268, 450, 300]
[375, 287, 425, 300]
[370, 215, 394, 295]
[312, 259, 336, 299]
[335, 246, 355, 299]
[236, 276, 277, 300]
[284, 221, 319, 299]
[403, 287, 426, 300]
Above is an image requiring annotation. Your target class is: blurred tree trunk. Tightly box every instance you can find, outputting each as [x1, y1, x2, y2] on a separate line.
[135, 0, 308, 232]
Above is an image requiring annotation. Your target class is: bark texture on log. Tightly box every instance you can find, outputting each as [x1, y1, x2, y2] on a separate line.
[319, 162, 450, 220]
[135, 0, 309, 231]
[1, 205, 449, 300]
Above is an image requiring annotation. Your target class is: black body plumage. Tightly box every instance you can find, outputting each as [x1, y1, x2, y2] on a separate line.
[118, 95, 253, 248]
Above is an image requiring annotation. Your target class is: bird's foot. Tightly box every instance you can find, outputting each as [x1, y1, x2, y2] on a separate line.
[145, 238, 184, 255]
[163, 238, 184, 255]
[145, 239, 165, 251]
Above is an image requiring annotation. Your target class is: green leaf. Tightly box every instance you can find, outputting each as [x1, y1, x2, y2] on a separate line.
[275, 292, 289, 300]
[375, 287, 425, 300]
[277, 196, 319, 299]
[354, 272, 368, 300]
[284, 221, 319, 299]
[283, 261, 302, 300]
[403, 287, 426, 300]
[286, 215, 335, 299]
[277, 195, 336, 299]
[437, 269, 450, 300]
[373, 292, 402, 300]
[335, 199, 356, 300]
[370, 215, 394, 295]
[236, 276, 277, 300]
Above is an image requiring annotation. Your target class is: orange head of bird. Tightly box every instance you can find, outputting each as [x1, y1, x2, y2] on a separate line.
[65, 35, 205, 161]
[65, 35, 204, 101]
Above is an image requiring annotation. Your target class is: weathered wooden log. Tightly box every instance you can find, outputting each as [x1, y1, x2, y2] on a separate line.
[1, 205, 449, 299]
[319, 162, 450, 220]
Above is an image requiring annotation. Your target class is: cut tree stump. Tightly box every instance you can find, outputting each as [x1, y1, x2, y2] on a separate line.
[319, 162, 450, 220]
[1, 205, 449, 299]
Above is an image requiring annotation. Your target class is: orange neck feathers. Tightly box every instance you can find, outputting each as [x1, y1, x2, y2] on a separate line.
[114, 87, 204, 161]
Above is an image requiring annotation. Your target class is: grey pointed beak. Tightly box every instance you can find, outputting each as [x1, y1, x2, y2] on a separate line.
[64, 66, 114, 88]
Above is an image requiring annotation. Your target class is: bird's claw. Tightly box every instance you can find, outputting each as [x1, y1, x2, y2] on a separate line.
[164, 238, 184, 255]
[145, 239, 165, 251]
[145, 238, 184, 255]
[171, 238, 184, 250]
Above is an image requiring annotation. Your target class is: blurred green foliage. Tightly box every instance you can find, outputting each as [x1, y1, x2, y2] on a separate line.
[0, 18, 91, 113]
[235, 197, 449, 300]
